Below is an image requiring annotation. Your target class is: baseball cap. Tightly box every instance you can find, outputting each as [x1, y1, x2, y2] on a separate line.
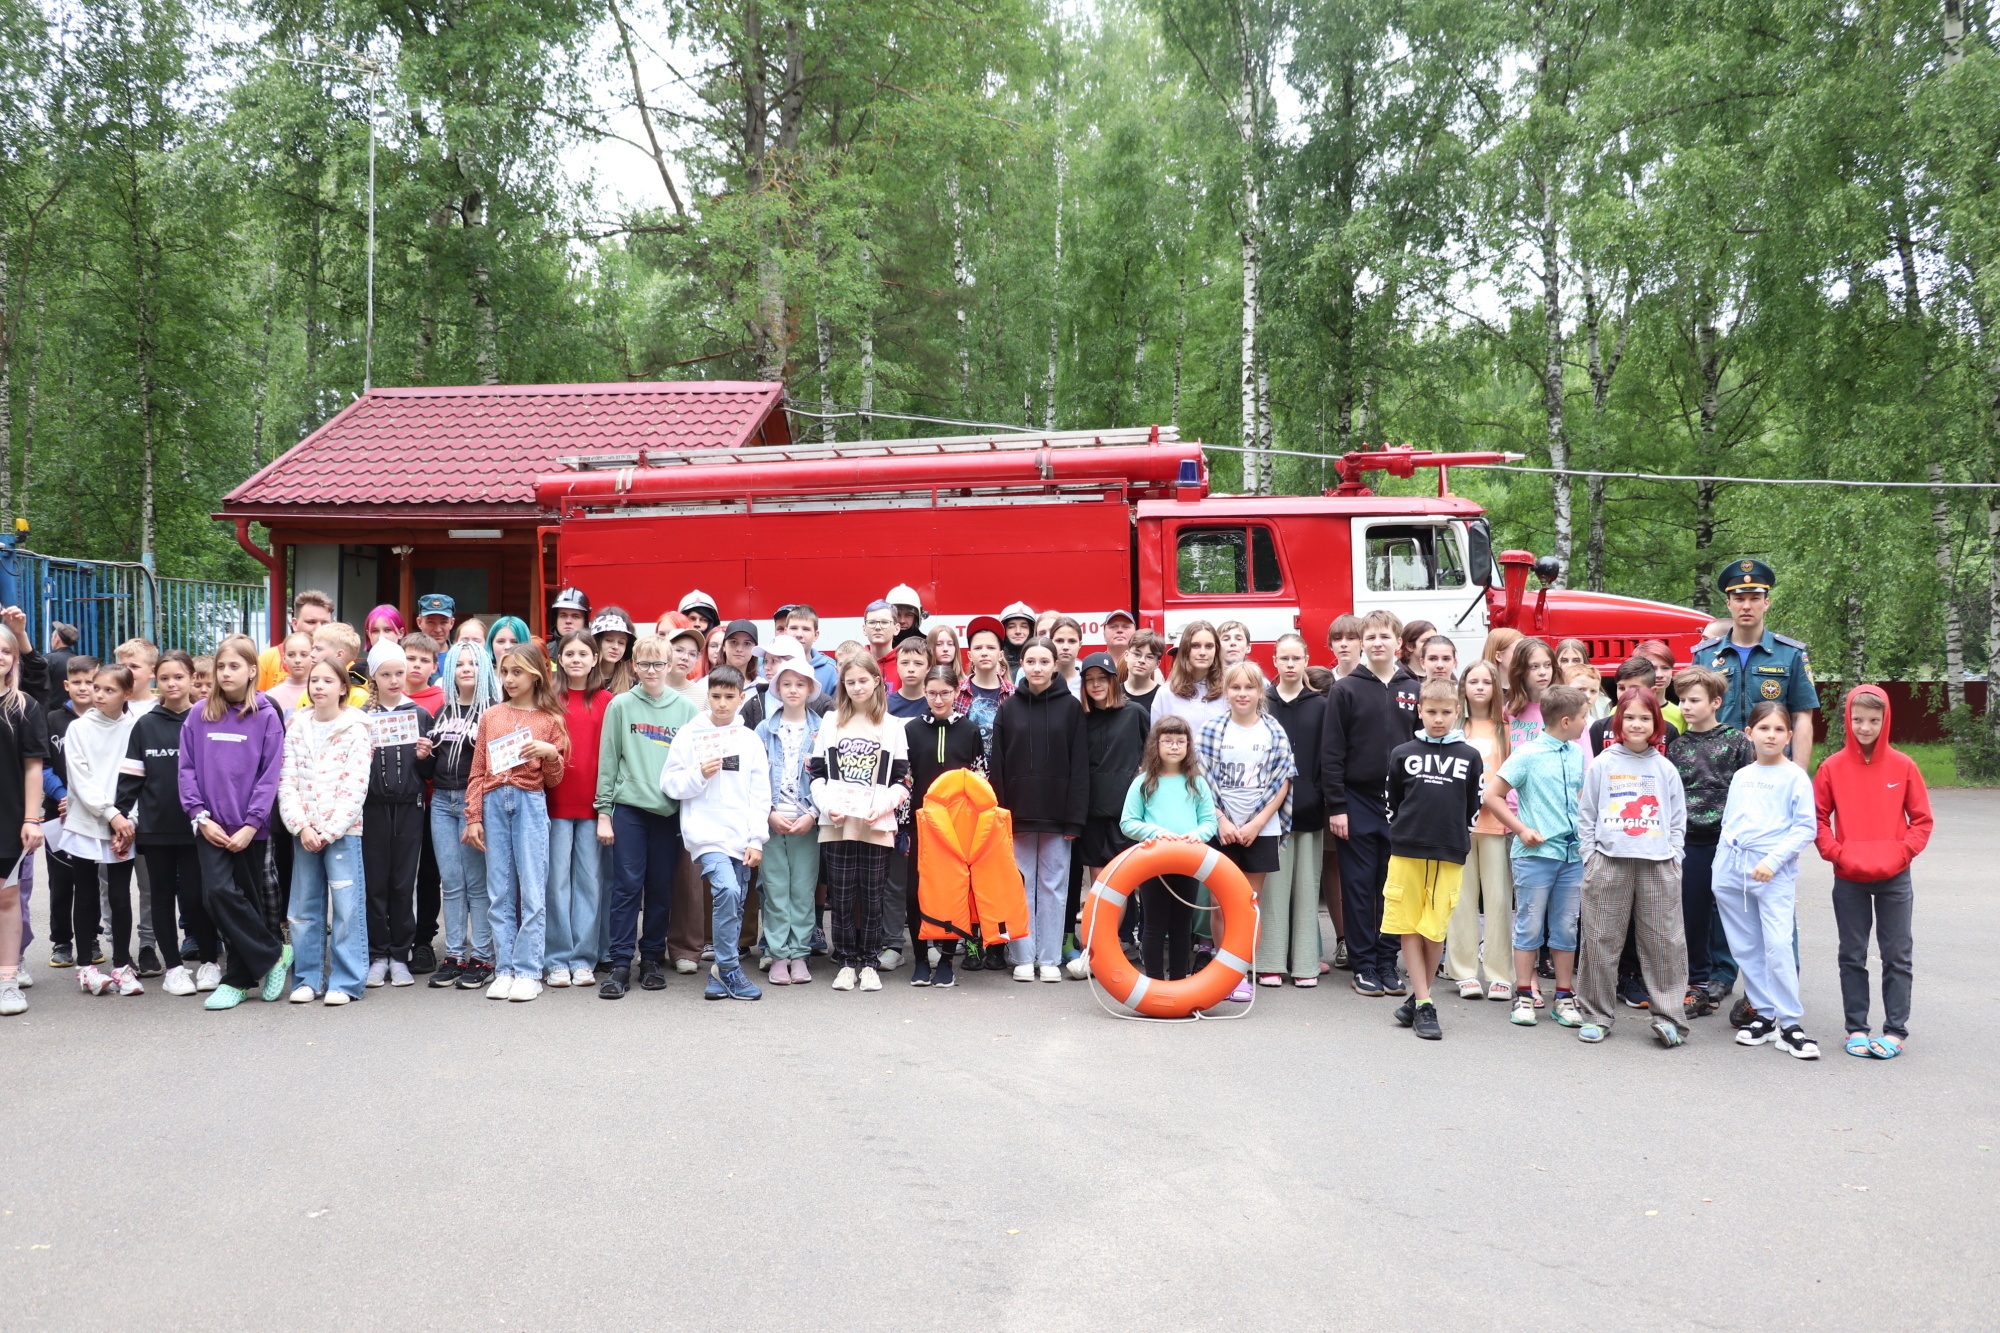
[965, 615, 1005, 642]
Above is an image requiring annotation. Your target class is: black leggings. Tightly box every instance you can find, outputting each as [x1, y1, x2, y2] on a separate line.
[363, 801, 422, 962]
[200, 840, 283, 989]
[902, 844, 955, 959]
[145, 844, 215, 969]
[1140, 875, 1196, 980]
[61, 853, 135, 968]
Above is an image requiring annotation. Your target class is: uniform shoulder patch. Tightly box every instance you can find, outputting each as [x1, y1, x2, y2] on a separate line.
[1771, 633, 1809, 650]
[1692, 635, 1723, 652]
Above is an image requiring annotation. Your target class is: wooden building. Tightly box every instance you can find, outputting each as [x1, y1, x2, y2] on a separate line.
[218, 381, 790, 640]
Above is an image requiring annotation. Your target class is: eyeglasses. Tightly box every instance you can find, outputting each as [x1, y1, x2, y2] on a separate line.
[634, 660, 669, 670]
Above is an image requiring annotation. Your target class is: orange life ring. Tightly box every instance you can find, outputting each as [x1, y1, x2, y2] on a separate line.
[1079, 837, 1258, 1018]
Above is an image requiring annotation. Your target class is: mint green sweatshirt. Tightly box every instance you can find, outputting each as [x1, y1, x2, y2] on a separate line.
[595, 686, 697, 817]
[1120, 771, 1219, 843]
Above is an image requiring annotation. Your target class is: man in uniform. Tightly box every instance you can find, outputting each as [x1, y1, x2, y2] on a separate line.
[1693, 558, 1818, 767]
[416, 592, 455, 653]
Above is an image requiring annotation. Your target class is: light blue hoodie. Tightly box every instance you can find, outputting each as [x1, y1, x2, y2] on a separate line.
[1720, 759, 1815, 873]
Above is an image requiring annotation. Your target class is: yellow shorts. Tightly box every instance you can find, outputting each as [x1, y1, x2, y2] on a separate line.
[1381, 856, 1463, 942]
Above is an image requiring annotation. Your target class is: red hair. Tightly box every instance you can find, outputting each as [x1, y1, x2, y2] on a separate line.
[1612, 685, 1668, 752]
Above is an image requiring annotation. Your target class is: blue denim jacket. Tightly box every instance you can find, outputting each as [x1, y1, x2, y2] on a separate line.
[755, 709, 823, 817]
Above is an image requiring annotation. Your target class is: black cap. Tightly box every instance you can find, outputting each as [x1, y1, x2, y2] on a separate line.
[1718, 558, 1775, 595]
[1079, 651, 1117, 676]
[724, 618, 760, 642]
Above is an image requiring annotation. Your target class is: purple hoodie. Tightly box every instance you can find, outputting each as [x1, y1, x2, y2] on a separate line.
[178, 698, 287, 837]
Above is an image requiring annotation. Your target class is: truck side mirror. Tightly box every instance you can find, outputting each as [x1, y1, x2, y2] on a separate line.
[1467, 519, 1497, 587]
[1534, 554, 1563, 586]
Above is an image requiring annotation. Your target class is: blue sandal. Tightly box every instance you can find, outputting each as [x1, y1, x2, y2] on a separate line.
[1844, 1034, 1874, 1058]
[1867, 1034, 1903, 1059]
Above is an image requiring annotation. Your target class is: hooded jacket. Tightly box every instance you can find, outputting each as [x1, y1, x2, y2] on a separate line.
[363, 698, 434, 805]
[1385, 730, 1483, 864]
[278, 706, 373, 842]
[661, 712, 771, 860]
[178, 697, 288, 837]
[1084, 701, 1151, 820]
[1265, 684, 1327, 827]
[1577, 740, 1686, 863]
[988, 679, 1089, 836]
[62, 705, 139, 843]
[115, 703, 195, 845]
[905, 709, 984, 810]
[1813, 684, 1933, 882]
[1320, 661, 1423, 813]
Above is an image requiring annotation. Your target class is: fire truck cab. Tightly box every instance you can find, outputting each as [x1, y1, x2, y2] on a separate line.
[535, 428, 1711, 670]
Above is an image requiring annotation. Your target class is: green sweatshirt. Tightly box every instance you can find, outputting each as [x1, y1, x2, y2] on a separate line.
[595, 686, 698, 817]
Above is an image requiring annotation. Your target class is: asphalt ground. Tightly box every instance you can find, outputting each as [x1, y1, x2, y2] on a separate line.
[4, 790, 1997, 1331]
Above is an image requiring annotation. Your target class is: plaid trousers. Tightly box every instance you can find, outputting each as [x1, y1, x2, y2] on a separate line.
[823, 840, 890, 969]
[1577, 852, 1688, 1033]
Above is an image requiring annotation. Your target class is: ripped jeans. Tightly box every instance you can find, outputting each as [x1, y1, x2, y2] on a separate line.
[289, 833, 368, 999]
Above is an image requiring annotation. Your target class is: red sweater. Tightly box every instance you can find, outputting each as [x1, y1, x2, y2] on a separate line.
[1813, 684, 1933, 882]
[549, 687, 613, 820]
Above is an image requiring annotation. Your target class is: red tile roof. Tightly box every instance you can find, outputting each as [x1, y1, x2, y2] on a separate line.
[224, 381, 788, 519]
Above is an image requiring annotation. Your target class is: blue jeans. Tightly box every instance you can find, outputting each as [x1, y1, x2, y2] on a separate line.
[431, 790, 490, 963]
[289, 833, 367, 998]
[1510, 855, 1583, 952]
[484, 785, 551, 979]
[696, 851, 751, 972]
[1008, 832, 1071, 968]
[607, 805, 681, 967]
[546, 817, 603, 974]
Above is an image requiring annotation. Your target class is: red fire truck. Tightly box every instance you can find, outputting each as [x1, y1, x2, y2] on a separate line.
[533, 428, 1711, 667]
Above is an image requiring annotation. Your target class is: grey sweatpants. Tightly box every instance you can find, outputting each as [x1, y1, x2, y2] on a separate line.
[1577, 853, 1688, 1035]
[1832, 870, 1913, 1038]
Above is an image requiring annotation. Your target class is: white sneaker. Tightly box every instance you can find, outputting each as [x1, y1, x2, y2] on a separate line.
[289, 984, 316, 1004]
[1038, 964, 1063, 983]
[14, 962, 29, 988]
[1012, 964, 1035, 982]
[161, 965, 197, 996]
[323, 991, 351, 1006]
[112, 965, 144, 996]
[674, 958, 698, 974]
[388, 960, 414, 987]
[365, 958, 389, 988]
[0, 977, 24, 1015]
[859, 966, 883, 992]
[486, 974, 515, 1001]
[77, 964, 112, 995]
[509, 978, 543, 1002]
[878, 948, 903, 972]
[831, 966, 858, 991]
[1064, 954, 1090, 979]
[571, 966, 595, 987]
[546, 967, 571, 988]
[757, 953, 773, 972]
[195, 961, 222, 992]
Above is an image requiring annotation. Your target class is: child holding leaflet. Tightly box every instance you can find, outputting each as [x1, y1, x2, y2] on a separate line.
[662, 665, 770, 1002]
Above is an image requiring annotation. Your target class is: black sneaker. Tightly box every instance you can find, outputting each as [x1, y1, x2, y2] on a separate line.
[428, 957, 464, 988]
[49, 943, 74, 968]
[638, 959, 667, 991]
[1777, 1026, 1820, 1059]
[1379, 972, 1408, 997]
[599, 965, 630, 999]
[456, 961, 494, 990]
[1352, 972, 1385, 997]
[809, 925, 828, 956]
[932, 957, 956, 988]
[1735, 1015, 1778, 1046]
[91, 941, 106, 965]
[1684, 986, 1713, 1020]
[1729, 995, 1758, 1029]
[960, 946, 984, 972]
[136, 946, 163, 978]
[1619, 978, 1649, 1009]
[1412, 1001, 1443, 1040]
[1535, 950, 1556, 980]
[1393, 997, 1416, 1027]
[909, 957, 932, 987]
[410, 943, 437, 975]
[1704, 975, 1733, 1003]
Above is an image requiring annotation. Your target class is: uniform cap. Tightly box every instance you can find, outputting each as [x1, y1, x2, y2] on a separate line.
[678, 589, 719, 618]
[416, 593, 454, 617]
[886, 583, 925, 613]
[1717, 558, 1775, 595]
[999, 601, 1037, 625]
[549, 586, 591, 614]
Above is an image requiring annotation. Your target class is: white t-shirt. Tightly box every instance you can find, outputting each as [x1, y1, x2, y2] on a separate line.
[1213, 718, 1272, 825]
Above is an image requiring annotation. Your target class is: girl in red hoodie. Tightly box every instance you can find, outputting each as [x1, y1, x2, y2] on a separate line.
[547, 632, 612, 989]
[1813, 685, 1931, 1059]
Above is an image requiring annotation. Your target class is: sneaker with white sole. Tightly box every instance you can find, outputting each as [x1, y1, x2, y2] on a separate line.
[1038, 964, 1063, 983]
[388, 960, 414, 987]
[323, 991, 351, 1006]
[546, 967, 571, 988]
[1735, 1015, 1778, 1046]
[1012, 964, 1035, 982]
[1510, 992, 1538, 1026]
[878, 948, 903, 972]
[0, 977, 24, 1015]
[1777, 1026, 1819, 1059]
[1065, 954, 1091, 979]
[77, 964, 112, 995]
[365, 958, 389, 988]
[831, 966, 858, 991]
[112, 965, 144, 996]
[509, 978, 543, 1002]
[571, 966, 595, 987]
[14, 963, 29, 988]
[290, 983, 316, 1003]
[1551, 994, 1584, 1028]
[486, 974, 516, 1001]
[195, 961, 222, 992]
[674, 958, 698, 974]
[162, 965, 197, 996]
[858, 967, 883, 992]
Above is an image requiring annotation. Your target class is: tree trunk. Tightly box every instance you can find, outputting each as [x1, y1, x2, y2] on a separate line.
[253, 260, 276, 469]
[815, 310, 835, 444]
[1131, 313, 1146, 415]
[1045, 132, 1064, 431]
[741, 0, 767, 191]
[1256, 341, 1272, 481]
[305, 209, 321, 386]
[950, 171, 970, 407]
[464, 188, 500, 387]
[1690, 311, 1723, 613]
[1540, 181, 1569, 584]
[1239, 147, 1263, 492]
[1930, 462, 1966, 712]
[1172, 271, 1185, 430]
[0, 239, 11, 525]
[18, 291, 41, 529]
[858, 231, 874, 441]
[1848, 551, 1868, 683]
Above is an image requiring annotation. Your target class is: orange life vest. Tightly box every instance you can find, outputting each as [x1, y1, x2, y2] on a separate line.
[915, 769, 1029, 943]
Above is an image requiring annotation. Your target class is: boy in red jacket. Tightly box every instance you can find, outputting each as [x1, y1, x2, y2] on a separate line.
[1813, 685, 1932, 1058]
